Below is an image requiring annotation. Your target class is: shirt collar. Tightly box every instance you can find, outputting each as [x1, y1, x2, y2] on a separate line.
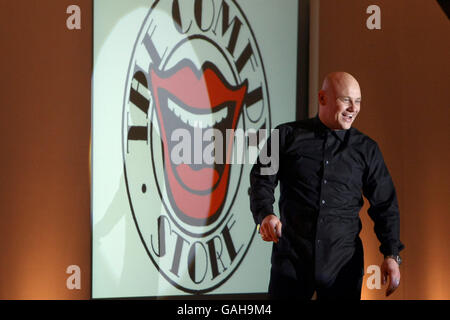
[313, 115, 348, 142]
[334, 129, 347, 141]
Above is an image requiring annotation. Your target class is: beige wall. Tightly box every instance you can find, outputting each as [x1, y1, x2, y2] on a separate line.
[0, 0, 92, 299]
[317, 0, 450, 299]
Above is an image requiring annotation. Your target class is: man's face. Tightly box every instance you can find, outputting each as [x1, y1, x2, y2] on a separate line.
[319, 74, 361, 130]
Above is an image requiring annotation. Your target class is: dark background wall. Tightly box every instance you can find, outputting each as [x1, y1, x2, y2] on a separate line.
[0, 0, 448, 299]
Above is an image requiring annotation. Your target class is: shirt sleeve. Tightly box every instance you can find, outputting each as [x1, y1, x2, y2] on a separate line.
[363, 141, 405, 256]
[249, 124, 286, 226]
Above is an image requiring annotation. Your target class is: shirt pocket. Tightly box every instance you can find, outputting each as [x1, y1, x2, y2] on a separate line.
[288, 152, 312, 183]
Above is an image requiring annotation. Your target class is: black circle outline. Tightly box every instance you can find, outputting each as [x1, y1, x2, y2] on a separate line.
[121, 0, 273, 294]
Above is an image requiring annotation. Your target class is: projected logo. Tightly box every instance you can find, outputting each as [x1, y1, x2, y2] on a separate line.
[123, 0, 270, 293]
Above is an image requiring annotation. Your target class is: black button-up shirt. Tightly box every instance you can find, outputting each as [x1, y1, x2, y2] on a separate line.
[249, 116, 404, 287]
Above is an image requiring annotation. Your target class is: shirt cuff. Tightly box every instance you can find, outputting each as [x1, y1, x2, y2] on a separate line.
[380, 242, 405, 257]
[255, 208, 274, 226]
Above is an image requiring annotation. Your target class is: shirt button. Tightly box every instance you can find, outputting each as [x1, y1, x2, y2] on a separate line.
[321, 199, 326, 205]
[325, 160, 329, 165]
[323, 179, 327, 184]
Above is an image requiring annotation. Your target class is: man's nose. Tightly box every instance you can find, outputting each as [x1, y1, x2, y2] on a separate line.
[347, 104, 356, 112]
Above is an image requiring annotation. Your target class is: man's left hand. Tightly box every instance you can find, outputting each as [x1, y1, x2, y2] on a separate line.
[381, 257, 401, 297]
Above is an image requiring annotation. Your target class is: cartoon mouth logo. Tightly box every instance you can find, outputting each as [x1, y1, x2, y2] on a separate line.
[150, 60, 248, 226]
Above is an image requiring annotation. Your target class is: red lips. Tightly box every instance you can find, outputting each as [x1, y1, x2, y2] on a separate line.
[150, 61, 247, 225]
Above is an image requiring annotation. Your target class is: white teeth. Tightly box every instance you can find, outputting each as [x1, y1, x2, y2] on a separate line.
[167, 98, 228, 128]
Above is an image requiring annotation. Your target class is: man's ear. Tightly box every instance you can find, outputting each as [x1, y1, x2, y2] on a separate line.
[318, 90, 327, 106]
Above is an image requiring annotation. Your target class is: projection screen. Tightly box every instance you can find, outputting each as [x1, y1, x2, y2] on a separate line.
[92, 0, 300, 298]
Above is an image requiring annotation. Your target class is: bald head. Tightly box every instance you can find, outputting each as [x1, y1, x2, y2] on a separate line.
[321, 72, 360, 93]
[318, 72, 362, 130]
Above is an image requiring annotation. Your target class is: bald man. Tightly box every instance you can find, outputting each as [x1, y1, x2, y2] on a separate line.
[250, 72, 404, 300]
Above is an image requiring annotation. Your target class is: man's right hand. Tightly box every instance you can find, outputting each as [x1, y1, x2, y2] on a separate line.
[259, 214, 282, 243]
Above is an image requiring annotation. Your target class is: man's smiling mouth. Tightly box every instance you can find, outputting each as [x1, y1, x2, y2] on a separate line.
[342, 112, 356, 122]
